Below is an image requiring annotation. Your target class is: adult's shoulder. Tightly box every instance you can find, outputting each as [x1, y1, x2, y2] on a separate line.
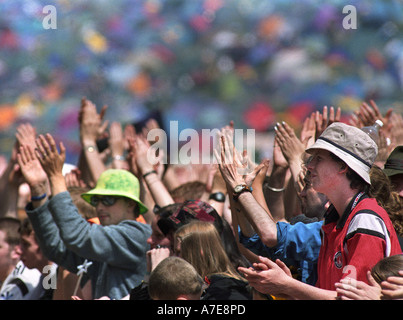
[118, 220, 151, 234]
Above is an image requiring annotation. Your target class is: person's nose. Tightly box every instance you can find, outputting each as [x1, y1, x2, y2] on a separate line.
[306, 158, 316, 172]
[14, 244, 22, 256]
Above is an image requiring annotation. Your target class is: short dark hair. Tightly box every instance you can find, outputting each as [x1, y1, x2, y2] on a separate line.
[148, 256, 203, 300]
[371, 254, 403, 284]
[0, 217, 21, 248]
[19, 218, 33, 237]
[122, 197, 140, 218]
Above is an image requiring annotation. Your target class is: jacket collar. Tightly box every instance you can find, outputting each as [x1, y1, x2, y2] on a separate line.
[324, 191, 367, 229]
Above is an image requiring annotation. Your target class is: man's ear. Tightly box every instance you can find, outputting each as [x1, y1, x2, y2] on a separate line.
[339, 163, 348, 174]
[124, 199, 137, 215]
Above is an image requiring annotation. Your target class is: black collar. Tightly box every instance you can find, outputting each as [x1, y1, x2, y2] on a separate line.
[324, 192, 368, 229]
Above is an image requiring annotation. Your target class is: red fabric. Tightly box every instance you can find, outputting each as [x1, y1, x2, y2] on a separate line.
[316, 198, 402, 290]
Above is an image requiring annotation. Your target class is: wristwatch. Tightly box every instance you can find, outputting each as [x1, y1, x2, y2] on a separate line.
[232, 184, 253, 201]
[209, 192, 226, 203]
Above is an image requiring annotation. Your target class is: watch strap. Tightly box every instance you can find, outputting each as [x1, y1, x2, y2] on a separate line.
[232, 185, 252, 201]
[209, 192, 226, 203]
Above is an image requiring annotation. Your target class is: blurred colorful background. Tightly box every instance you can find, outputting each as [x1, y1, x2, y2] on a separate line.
[1, 0, 403, 164]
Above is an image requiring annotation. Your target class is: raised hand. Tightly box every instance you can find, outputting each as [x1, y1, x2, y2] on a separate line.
[109, 122, 125, 158]
[65, 169, 87, 188]
[79, 97, 109, 145]
[300, 112, 316, 148]
[17, 144, 48, 200]
[275, 121, 306, 165]
[16, 123, 37, 149]
[388, 113, 403, 149]
[35, 134, 67, 196]
[315, 106, 341, 140]
[215, 130, 265, 190]
[35, 134, 66, 178]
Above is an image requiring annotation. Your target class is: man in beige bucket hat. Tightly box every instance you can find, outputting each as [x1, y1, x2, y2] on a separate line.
[236, 122, 402, 300]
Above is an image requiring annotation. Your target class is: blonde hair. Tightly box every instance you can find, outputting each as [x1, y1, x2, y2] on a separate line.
[175, 221, 244, 281]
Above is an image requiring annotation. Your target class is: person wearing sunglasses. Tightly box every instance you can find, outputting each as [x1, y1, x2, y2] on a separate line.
[18, 133, 151, 300]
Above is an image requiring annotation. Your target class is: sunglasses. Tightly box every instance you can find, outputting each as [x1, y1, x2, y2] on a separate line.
[90, 195, 119, 207]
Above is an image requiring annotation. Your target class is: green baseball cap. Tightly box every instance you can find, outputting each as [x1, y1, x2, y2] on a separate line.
[383, 146, 403, 177]
[81, 169, 148, 215]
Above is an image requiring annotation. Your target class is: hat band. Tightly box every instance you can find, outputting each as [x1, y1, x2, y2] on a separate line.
[318, 137, 372, 168]
[384, 159, 403, 170]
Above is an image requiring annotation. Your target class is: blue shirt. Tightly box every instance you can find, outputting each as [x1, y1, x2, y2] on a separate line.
[239, 221, 323, 285]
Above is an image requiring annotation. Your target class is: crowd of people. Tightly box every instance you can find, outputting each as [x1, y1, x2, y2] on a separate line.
[1, 97, 403, 301]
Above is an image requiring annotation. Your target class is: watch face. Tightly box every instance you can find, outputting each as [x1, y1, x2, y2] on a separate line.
[234, 185, 244, 193]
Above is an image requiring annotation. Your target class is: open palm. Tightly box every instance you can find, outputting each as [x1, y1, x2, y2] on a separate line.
[17, 145, 48, 189]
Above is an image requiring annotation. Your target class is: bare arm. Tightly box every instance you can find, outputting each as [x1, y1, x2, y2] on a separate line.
[79, 98, 108, 183]
[132, 135, 174, 208]
[108, 121, 128, 170]
[215, 132, 278, 247]
[227, 184, 260, 264]
[274, 122, 306, 220]
[266, 137, 288, 222]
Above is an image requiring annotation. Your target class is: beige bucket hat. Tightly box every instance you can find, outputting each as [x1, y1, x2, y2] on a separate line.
[305, 122, 378, 184]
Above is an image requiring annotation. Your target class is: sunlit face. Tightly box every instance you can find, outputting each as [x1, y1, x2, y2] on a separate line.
[306, 149, 341, 195]
[93, 196, 136, 226]
[299, 173, 328, 218]
[0, 230, 19, 282]
[18, 232, 43, 270]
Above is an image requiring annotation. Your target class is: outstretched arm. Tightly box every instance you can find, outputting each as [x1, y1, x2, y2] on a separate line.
[265, 136, 288, 222]
[130, 134, 174, 208]
[78, 98, 108, 184]
[216, 132, 278, 247]
[274, 122, 307, 220]
[108, 121, 129, 170]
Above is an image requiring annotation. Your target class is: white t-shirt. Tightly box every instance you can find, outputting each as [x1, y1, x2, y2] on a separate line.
[0, 261, 43, 300]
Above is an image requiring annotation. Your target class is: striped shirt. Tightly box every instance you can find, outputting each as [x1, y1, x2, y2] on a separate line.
[316, 193, 402, 290]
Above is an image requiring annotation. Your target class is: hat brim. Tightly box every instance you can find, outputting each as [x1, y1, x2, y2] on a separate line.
[383, 168, 403, 177]
[306, 138, 371, 184]
[81, 189, 148, 215]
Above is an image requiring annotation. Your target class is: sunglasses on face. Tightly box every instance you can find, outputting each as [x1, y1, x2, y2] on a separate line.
[90, 195, 119, 207]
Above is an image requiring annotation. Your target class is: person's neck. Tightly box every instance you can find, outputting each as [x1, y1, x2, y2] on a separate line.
[0, 263, 16, 282]
[328, 188, 359, 219]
